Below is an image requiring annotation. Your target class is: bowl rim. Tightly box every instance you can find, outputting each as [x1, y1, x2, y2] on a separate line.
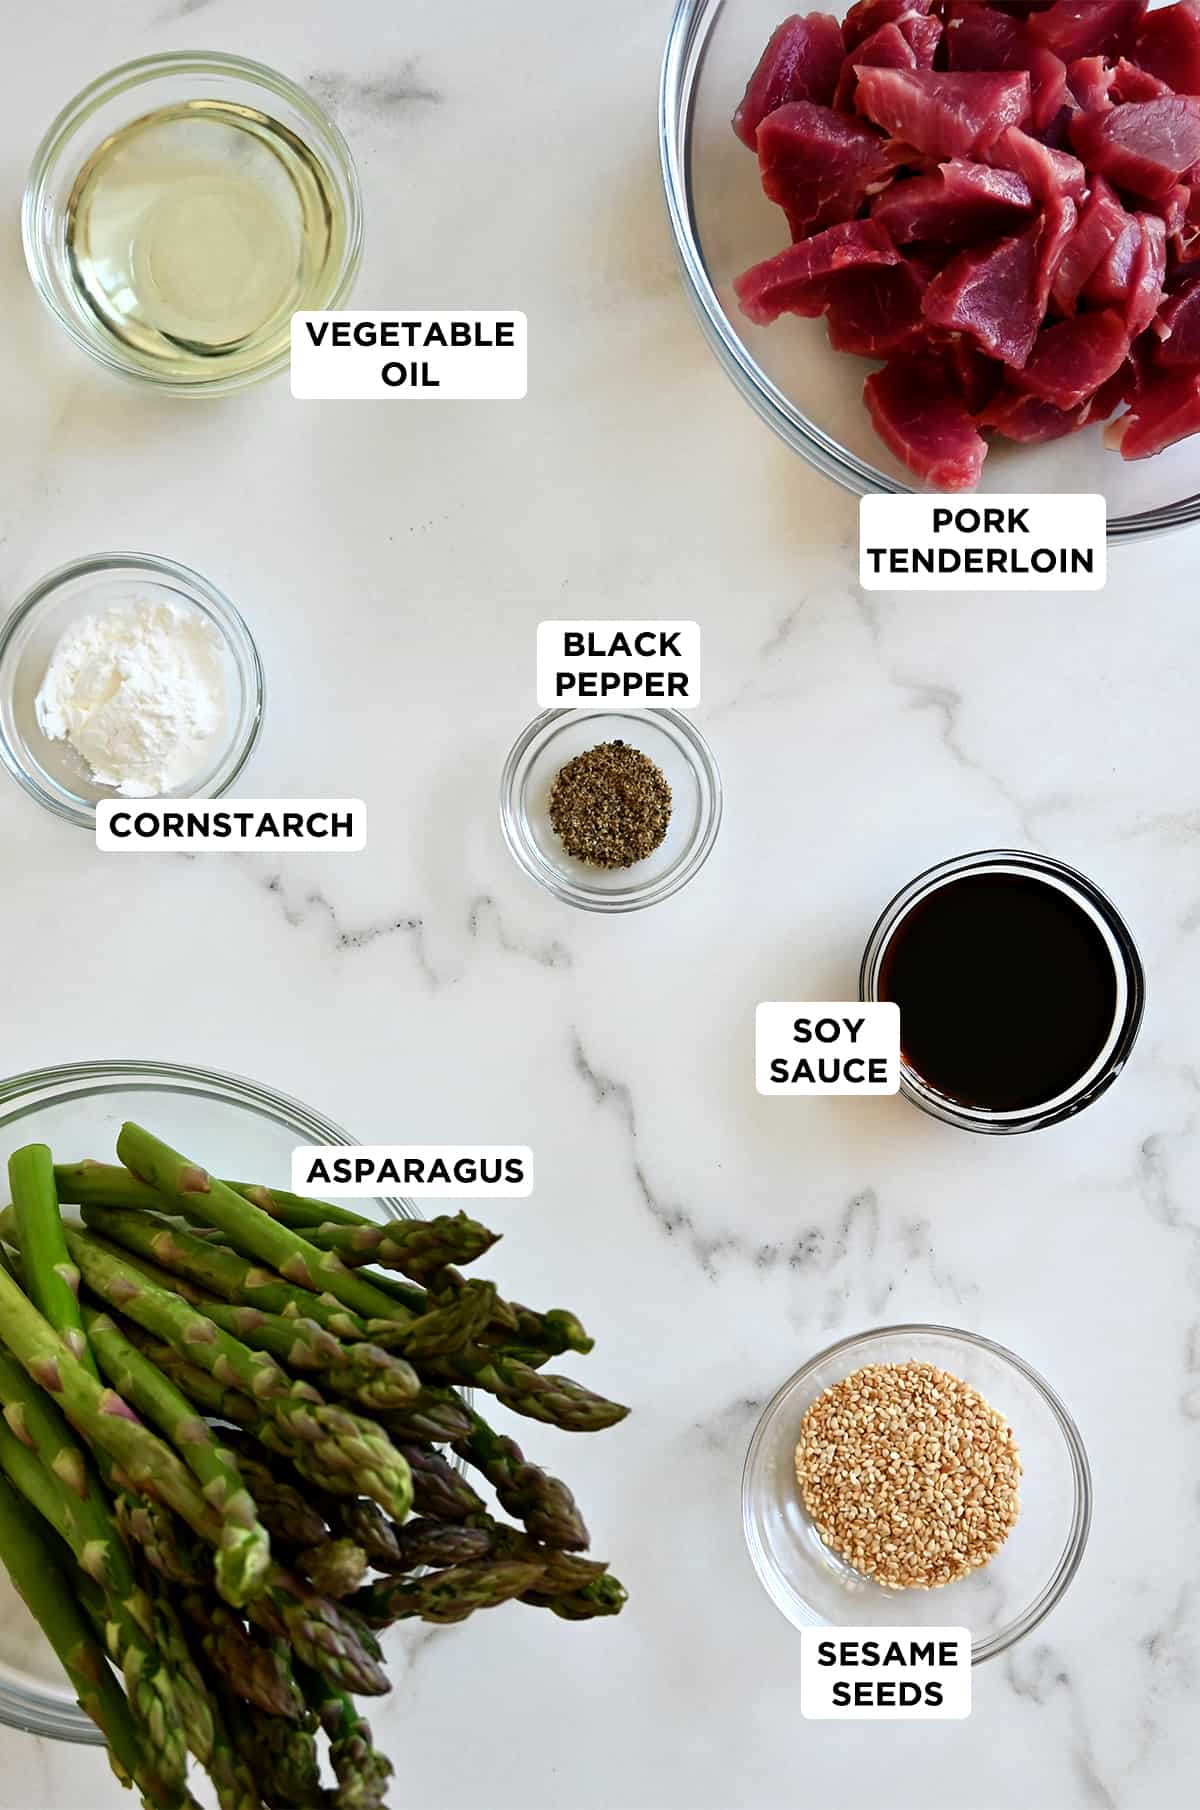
[0, 1056, 418, 1742]
[22, 48, 364, 395]
[0, 550, 266, 829]
[659, 0, 1200, 542]
[498, 705, 724, 913]
[741, 1321, 1093, 1663]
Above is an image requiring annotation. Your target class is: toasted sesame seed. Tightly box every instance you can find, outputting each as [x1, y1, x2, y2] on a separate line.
[793, 1359, 1021, 1590]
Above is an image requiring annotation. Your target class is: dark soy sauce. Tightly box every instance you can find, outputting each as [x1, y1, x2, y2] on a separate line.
[878, 872, 1119, 1112]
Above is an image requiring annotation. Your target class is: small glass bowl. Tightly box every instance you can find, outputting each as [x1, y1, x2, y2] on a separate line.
[743, 1324, 1092, 1663]
[859, 849, 1146, 1134]
[661, 0, 1200, 536]
[0, 551, 265, 829]
[23, 51, 363, 394]
[499, 708, 723, 912]
[0, 1058, 418, 1742]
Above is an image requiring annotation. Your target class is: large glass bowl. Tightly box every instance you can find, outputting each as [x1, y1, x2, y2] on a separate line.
[742, 1324, 1092, 1663]
[661, 0, 1200, 537]
[0, 1059, 415, 1743]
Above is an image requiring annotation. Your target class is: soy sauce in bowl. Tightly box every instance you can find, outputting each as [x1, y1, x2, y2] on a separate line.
[861, 852, 1145, 1134]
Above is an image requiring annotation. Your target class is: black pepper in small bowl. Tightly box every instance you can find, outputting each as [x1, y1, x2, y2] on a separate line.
[548, 739, 672, 870]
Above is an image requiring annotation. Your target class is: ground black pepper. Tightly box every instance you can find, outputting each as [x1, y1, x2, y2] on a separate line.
[548, 739, 672, 869]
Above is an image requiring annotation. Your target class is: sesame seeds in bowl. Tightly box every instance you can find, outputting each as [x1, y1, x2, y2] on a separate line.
[742, 1324, 1091, 1662]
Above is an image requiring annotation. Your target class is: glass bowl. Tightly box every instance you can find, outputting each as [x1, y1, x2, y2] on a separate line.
[742, 1324, 1091, 1662]
[0, 1058, 418, 1742]
[499, 707, 723, 912]
[661, 0, 1200, 537]
[0, 552, 265, 829]
[860, 849, 1146, 1135]
[23, 51, 363, 394]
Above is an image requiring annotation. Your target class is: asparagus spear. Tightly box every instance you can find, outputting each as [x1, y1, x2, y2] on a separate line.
[523, 1573, 629, 1620]
[0, 1470, 201, 1810]
[7, 1148, 91, 1363]
[194, 1688, 263, 1810]
[425, 1346, 630, 1433]
[177, 1591, 305, 1722]
[296, 1663, 393, 1810]
[114, 1126, 414, 1325]
[81, 1306, 271, 1583]
[319, 1497, 402, 1570]
[199, 1300, 420, 1410]
[221, 1691, 324, 1809]
[0, 1346, 114, 1580]
[53, 1161, 163, 1215]
[396, 1442, 488, 1521]
[227, 1185, 371, 1231]
[377, 1384, 472, 1443]
[0, 1417, 187, 1790]
[114, 1493, 196, 1587]
[289, 1212, 498, 1282]
[213, 1436, 329, 1548]
[500, 1303, 594, 1359]
[0, 1260, 263, 1605]
[382, 1518, 493, 1571]
[293, 1536, 368, 1599]
[454, 1408, 589, 1548]
[484, 1522, 610, 1593]
[349, 1558, 545, 1627]
[77, 1205, 372, 1341]
[146, 1585, 216, 1768]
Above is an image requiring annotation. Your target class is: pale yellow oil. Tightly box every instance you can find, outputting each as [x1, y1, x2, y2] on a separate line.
[65, 99, 343, 379]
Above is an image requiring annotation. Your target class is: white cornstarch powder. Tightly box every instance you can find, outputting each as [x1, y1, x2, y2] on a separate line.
[35, 598, 227, 797]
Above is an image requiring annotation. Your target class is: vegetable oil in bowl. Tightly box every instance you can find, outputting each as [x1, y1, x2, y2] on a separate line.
[65, 99, 344, 382]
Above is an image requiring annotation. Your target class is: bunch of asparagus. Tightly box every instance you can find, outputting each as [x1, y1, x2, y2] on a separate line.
[0, 1127, 628, 1810]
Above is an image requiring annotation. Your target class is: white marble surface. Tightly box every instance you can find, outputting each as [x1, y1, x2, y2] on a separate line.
[1, 2, 1199, 1806]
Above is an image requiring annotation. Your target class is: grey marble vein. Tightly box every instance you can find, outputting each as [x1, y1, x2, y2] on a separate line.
[262, 873, 440, 985]
[1004, 1644, 1117, 1810]
[466, 895, 572, 970]
[306, 65, 443, 115]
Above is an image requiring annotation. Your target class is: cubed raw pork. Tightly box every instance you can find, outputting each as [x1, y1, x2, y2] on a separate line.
[864, 353, 988, 488]
[757, 102, 907, 235]
[922, 198, 1075, 368]
[1154, 279, 1200, 361]
[1107, 365, 1200, 454]
[1014, 309, 1130, 407]
[855, 66, 1031, 159]
[1066, 56, 1116, 112]
[843, 0, 934, 54]
[733, 13, 846, 149]
[981, 388, 1089, 441]
[871, 159, 1036, 242]
[734, 219, 900, 325]
[824, 258, 930, 353]
[1070, 97, 1200, 200]
[1050, 174, 1129, 310]
[988, 125, 1086, 202]
[1028, 1, 1147, 64]
[1134, 1, 1200, 99]
[833, 22, 917, 114]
